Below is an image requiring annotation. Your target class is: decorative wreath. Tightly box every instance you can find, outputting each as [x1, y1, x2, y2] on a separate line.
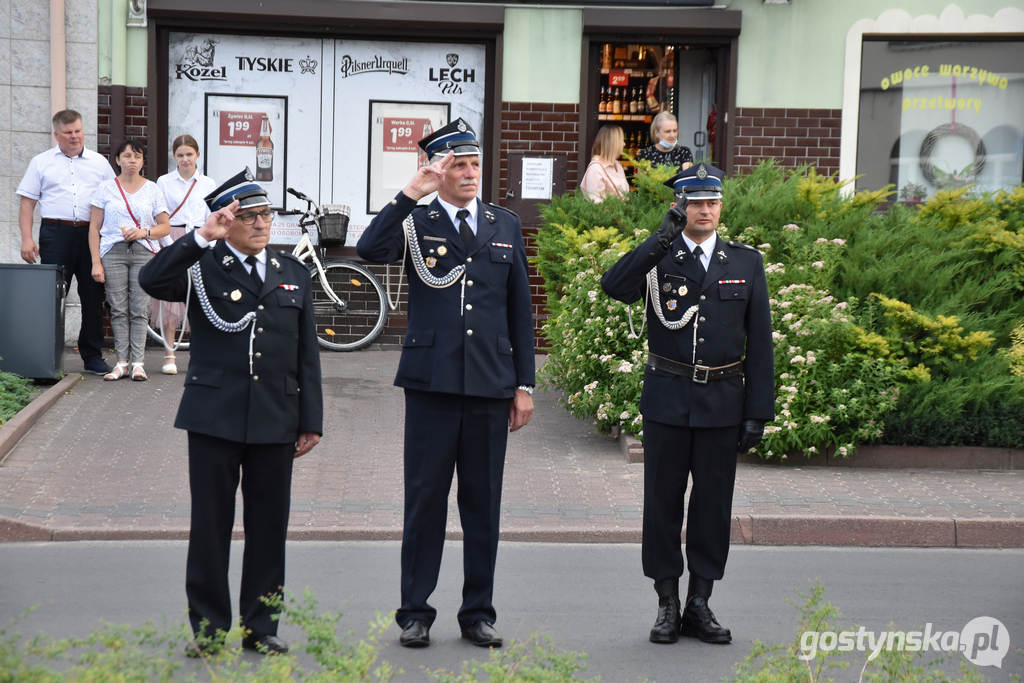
[918, 123, 986, 188]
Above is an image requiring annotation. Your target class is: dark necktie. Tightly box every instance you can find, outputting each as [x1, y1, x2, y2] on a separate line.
[456, 208, 475, 250]
[692, 246, 707, 278]
[245, 255, 262, 289]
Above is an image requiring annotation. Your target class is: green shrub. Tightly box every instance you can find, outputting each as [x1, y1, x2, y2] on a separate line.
[0, 367, 33, 426]
[536, 160, 1024, 455]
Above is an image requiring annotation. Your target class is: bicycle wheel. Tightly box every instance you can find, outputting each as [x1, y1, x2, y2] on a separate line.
[308, 260, 387, 351]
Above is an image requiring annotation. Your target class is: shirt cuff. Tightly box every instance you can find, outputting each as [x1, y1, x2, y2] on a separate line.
[193, 231, 212, 248]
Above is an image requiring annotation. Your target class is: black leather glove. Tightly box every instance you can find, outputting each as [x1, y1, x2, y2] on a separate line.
[737, 419, 765, 453]
[655, 197, 688, 249]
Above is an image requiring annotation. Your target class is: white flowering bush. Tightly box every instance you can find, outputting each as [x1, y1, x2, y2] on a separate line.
[541, 242, 648, 437]
[760, 282, 906, 459]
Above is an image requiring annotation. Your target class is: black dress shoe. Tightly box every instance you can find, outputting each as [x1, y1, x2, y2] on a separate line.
[84, 357, 112, 375]
[680, 596, 732, 644]
[461, 621, 503, 648]
[242, 633, 289, 654]
[650, 578, 681, 644]
[399, 621, 431, 648]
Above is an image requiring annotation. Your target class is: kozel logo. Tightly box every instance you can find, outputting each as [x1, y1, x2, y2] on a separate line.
[175, 39, 227, 81]
[339, 54, 409, 78]
[429, 53, 474, 94]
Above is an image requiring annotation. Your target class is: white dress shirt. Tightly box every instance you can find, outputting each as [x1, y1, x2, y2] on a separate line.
[156, 169, 217, 229]
[16, 146, 115, 222]
[436, 196, 478, 237]
[682, 232, 717, 271]
[194, 229, 266, 281]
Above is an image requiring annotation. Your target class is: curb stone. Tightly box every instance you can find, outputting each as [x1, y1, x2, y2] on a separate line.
[0, 373, 81, 463]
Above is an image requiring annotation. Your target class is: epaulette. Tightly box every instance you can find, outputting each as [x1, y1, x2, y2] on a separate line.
[278, 250, 305, 265]
[727, 240, 758, 251]
[485, 202, 518, 218]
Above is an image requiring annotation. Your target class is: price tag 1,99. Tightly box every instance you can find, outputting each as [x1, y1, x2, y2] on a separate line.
[383, 117, 429, 153]
[219, 111, 262, 147]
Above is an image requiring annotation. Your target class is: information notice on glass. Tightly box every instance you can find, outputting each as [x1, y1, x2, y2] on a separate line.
[521, 157, 554, 200]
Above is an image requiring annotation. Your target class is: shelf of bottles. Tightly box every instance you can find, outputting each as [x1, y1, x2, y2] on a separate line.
[596, 43, 676, 162]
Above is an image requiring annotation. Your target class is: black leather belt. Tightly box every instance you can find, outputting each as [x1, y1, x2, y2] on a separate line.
[648, 353, 743, 384]
[42, 218, 89, 227]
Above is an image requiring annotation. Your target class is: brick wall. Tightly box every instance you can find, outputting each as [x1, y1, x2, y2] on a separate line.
[97, 85, 150, 161]
[732, 107, 841, 176]
[499, 101, 581, 346]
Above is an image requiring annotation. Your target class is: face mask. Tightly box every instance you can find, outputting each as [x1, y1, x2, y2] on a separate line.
[657, 138, 677, 151]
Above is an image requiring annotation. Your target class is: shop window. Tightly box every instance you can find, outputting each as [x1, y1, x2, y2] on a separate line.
[856, 39, 1024, 200]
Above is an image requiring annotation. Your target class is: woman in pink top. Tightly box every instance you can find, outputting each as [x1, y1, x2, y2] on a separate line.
[580, 125, 629, 203]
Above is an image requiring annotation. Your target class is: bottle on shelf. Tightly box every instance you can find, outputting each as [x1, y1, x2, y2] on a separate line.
[599, 86, 607, 114]
[629, 87, 639, 114]
[612, 87, 622, 115]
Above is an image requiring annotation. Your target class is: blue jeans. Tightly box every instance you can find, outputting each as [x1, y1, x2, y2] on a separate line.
[101, 241, 153, 363]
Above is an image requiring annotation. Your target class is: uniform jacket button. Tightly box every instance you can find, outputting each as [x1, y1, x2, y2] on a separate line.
[466, 329, 474, 336]
[465, 304, 472, 310]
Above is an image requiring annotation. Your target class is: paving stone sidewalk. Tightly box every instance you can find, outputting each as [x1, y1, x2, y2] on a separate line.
[0, 349, 1021, 546]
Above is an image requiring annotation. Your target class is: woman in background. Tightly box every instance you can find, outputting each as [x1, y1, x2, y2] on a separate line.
[580, 125, 629, 203]
[89, 139, 170, 381]
[637, 112, 694, 173]
[152, 134, 216, 375]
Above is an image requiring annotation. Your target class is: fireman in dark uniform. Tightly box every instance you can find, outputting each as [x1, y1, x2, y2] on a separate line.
[357, 118, 535, 650]
[139, 169, 323, 657]
[601, 163, 773, 645]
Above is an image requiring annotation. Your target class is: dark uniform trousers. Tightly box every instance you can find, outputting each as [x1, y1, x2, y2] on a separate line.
[139, 232, 323, 639]
[358, 192, 535, 630]
[38, 219, 105, 362]
[400, 390, 510, 628]
[601, 229, 774, 585]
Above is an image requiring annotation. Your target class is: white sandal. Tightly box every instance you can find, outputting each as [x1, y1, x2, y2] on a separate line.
[103, 362, 129, 381]
[162, 354, 178, 375]
[131, 363, 148, 381]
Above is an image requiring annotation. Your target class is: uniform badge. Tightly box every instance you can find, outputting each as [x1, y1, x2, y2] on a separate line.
[484, 209, 496, 223]
[678, 285, 688, 297]
[230, 289, 242, 301]
[437, 245, 448, 256]
[270, 257, 282, 271]
[716, 250, 727, 262]
[697, 165, 708, 180]
[662, 282, 672, 292]
[428, 209, 441, 220]
[279, 284, 299, 290]
[425, 256, 437, 268]
[666, 299, 678, 311]
[222, 254, 235, 268]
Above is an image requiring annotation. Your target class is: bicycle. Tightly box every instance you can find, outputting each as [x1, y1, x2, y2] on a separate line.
[281, 187, 390, 351]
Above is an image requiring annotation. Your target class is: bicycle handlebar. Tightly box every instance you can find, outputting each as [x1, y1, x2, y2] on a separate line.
[287, 187, 311, 202]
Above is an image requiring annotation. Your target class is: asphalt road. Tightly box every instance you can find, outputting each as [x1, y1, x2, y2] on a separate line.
[2, 542, 1022, 681]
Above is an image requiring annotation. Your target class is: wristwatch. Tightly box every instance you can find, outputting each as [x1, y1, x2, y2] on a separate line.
[516, 385, 534, 395]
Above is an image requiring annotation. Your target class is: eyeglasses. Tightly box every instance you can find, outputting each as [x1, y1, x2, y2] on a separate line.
[236, 210, 274, 226]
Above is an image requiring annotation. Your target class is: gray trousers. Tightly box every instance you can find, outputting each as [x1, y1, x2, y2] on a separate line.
[101, 241, 154, 363]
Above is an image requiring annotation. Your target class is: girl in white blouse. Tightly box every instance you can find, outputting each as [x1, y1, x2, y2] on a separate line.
[152, 134, 216, 375]
[88, 140, 170, 381]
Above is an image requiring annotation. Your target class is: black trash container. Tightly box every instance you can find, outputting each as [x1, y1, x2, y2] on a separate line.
[0, 264, 65, 379]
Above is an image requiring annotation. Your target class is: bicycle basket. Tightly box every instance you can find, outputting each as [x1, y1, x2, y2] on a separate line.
[318, 204, 350, 247]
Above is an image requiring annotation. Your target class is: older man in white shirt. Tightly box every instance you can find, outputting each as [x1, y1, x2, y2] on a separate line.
[17, 109, 116, 375]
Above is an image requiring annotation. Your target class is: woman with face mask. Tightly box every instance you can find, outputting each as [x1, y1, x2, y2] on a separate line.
[637, 112, 694, 173]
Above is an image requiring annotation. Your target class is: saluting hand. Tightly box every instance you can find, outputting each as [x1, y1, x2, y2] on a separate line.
[402, 151, 454, 201]
[196, 200, 240, 243]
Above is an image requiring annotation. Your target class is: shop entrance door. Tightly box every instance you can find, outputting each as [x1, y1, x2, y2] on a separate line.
[586, 40, 731, 173]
